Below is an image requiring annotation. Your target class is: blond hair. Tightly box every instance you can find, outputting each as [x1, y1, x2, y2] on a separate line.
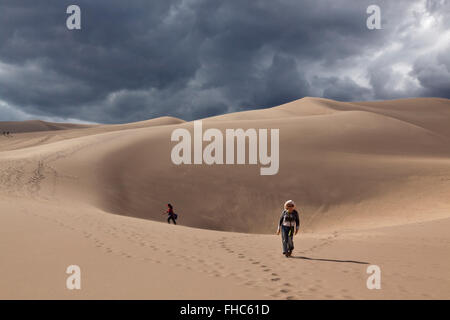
[284, 200, 295, 209]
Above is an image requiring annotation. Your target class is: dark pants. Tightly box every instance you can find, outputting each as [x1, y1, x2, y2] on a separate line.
[168, 215, 177, 224]
[281, 226, 294, 254]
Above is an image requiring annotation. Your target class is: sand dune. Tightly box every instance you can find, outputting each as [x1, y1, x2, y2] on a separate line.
[1, 97, 449, 299]
[0, 119, 96, 133]
[0, 116, 184, 152]
[42, 97, 450, 233]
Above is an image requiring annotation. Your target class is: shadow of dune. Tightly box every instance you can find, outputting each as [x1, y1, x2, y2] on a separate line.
[292, 255, 370, 265]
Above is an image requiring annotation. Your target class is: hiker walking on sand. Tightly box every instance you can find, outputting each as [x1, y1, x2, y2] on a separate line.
[164, 203, 178, 225]
[276, 200, 300, 257]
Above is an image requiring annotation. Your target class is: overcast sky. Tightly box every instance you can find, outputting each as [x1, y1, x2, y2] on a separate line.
[0, 0, 449, 123]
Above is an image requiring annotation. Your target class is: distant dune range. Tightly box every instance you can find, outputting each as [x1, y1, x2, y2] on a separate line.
[1, 97, 450, 233]
[0, 120, 96, 133]
[1, 97, 450, 299]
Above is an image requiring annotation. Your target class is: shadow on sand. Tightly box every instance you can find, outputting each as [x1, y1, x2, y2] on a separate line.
[291, 255, 370, 265]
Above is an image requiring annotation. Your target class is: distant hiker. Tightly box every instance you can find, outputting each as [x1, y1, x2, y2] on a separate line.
[164, 203, 178, 225]
[276, 200, 300, 257]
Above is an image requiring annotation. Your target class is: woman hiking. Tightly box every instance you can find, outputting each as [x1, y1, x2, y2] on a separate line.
[164, 203, 178, 225]
[276, 200, 300, 257]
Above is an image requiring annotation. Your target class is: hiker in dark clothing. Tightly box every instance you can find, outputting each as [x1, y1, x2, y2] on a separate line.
[276, 200, 300, 257]
[165, 203, 177, 224]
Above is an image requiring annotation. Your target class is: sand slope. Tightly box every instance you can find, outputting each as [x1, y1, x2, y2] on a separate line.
[0, 97, 449, 299]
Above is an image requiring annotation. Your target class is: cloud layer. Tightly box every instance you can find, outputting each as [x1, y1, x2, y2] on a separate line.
[0, 0, 449, 123]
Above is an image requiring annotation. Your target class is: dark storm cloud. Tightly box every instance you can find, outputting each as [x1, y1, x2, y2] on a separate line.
[412, 47, 450, 98]
[0, 0, 448, 123]
[313, 76, 373, 102]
